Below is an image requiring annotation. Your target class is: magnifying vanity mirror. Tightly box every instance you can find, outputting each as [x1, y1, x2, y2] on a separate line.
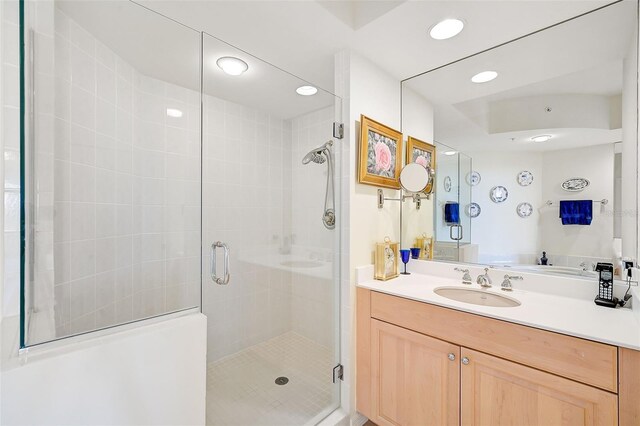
[379, 163, 434, 209]
[399, 163, 431, 193]
[401, 0, 639, 278]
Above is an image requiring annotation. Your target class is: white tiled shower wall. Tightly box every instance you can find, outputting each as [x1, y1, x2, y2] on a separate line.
[290, 106, 336, 348]
[3, 0, 21, 319]
[202, 98, 338, 361]
[202, 95, 293, 362]
[22, 7, 201, 341]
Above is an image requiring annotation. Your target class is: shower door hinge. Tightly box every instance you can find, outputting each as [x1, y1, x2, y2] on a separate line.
[333, 122, 344, 139]
[333, 364, 344, 383]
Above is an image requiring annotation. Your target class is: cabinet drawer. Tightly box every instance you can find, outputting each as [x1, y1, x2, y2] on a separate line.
[370, 291, 618, 392]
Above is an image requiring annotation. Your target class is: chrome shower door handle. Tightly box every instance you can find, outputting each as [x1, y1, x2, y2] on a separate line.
[449, 224, 463, 241]
[210, 241, 230, 285]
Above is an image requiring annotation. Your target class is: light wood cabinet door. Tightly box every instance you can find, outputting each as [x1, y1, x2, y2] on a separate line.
[460, 348, 618, 426]
[370, 319, 460, 426]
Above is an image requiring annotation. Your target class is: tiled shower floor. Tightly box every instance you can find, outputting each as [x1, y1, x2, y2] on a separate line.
[206, 332, 335, 426]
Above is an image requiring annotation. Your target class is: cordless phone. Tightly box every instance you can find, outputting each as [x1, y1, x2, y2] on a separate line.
[595, 263, 618, 308]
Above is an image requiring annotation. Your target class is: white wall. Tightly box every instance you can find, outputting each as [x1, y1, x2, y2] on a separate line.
[1, 313, 207, 426]
[335, 50, 403, 420]
[469, 150, 543, 264]
[335, 50, 434, 421]
[540, 143, 615, 261]
[348, 53, 402, 268]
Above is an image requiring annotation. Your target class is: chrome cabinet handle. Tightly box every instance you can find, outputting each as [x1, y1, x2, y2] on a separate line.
[449, 224, 463, 241]
[211, 241, 230, 285]
[448, 353, 456, 361]
[462, 357, 470, 365]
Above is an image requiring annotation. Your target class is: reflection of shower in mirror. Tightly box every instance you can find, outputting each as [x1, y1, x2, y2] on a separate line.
[302, 141, 336, 229]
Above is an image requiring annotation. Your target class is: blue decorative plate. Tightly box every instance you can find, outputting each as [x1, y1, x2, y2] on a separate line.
[466, 202, 481, 218]
[561, 177, 589, 192]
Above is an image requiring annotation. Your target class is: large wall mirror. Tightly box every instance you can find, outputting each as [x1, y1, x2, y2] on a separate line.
[401, 0, 638, 279]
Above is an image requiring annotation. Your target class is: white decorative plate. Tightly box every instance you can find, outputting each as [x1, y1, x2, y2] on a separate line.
[467, 171, 481, 186]
[561, 177, 590, 192]
[517, 170, 534, 186]
[490, 186, 509, 203]
[517, 202, 533, 218]
[466, 202, 481, 218]
[444, 176, 452, 192]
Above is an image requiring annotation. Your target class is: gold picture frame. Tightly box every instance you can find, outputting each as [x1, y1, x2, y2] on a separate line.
[406, 136, 436, 193]
[358, 115, 403, 189]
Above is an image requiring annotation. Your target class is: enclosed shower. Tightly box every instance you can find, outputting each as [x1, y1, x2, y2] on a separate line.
[19, 1, 342, 425]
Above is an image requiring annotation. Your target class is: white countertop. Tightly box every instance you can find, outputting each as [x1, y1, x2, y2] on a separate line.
[357, 269, 640, 350]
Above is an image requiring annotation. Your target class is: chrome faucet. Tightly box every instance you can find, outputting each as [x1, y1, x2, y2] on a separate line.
[476, 268, 492, 288]
[501, 274, 523, 292]
[454, 267, 472, 285]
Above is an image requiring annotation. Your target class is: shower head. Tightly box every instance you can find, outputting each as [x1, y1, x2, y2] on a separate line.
[302, 152, 326, 164]
[302, 140, 333, 165]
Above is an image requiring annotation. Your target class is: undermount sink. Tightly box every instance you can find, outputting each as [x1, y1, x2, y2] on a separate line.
[433, 286, 521, 308]
[280, 260, 323, 268]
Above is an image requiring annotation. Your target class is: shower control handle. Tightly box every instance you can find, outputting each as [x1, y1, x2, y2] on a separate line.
[211, 241, 230, 285]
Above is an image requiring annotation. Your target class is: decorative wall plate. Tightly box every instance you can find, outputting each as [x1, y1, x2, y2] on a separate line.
[516, 202, 533, 218]
[561, 177, 590, 192]
[467, 171, 481, 186]
[517, 170, 534, 186]
[444, 176, 452, 192]
[466, 202, 481, 218]
[490, 186, 509, 203]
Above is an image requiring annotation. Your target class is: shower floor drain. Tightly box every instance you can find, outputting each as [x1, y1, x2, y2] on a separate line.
[275, 376, 289, 385]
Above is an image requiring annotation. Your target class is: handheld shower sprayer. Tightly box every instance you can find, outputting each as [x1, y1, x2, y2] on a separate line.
[302, 140, 335, 229]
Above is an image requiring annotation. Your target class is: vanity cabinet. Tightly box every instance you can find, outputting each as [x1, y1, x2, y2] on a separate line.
[370, 319, 459, 426]
[357, 288, 636, 426]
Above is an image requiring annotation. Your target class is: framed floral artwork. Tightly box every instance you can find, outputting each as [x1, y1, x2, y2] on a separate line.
[406, 136, 436, 193]
[358, 115, 402, 189]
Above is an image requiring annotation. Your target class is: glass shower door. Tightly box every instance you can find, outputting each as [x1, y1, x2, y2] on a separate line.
[21, 0, 201, 347]
[433, 148, 473, 262]
[202, 34, 341, 425]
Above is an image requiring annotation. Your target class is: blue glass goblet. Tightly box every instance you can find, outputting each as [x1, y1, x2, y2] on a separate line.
[400, 249, 411, 275]
[410, 247, 421, 259]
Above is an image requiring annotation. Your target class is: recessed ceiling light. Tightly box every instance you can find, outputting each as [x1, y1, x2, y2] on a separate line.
[296, 85, 318, 96]
[531, 134, 552, 142]
[166, 108, 183, 118]
[443, 151, 457, 156]
[471, 71, 498, 83]
[216, 56, 248, 76]
[429, 19, 465, 40]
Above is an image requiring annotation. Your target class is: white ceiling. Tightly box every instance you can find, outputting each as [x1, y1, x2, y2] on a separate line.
[402, 0, 636, 153]
[136, 0, 613, 90]
[59, 0, 626, 119]
[57, 1, 337, 119]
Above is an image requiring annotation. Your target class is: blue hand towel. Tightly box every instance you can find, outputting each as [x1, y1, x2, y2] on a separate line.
[445, 202, 460, 224]
[559, 200, 592, 225]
